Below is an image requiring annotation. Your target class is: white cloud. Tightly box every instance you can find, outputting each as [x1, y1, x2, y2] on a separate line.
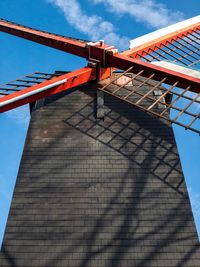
[5, 105, 30, 126]
[47, 0, 185, 49]
[91, 0, 184, 29]
[47, 0, 129, 50]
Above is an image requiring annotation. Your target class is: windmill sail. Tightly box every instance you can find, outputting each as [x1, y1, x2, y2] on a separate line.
[128, 15, 200, 67]
[97, 68, 200, 135]
[0, 16, 200, 134]
[0, 68, 95, 112]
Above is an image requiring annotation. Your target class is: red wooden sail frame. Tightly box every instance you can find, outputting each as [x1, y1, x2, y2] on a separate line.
[0, 17, 199, 113]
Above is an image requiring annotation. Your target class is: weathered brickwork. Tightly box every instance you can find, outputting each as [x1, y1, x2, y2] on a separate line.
[0, 84, 199, 267]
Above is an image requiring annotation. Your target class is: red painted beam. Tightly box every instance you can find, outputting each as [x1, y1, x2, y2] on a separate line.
[123, 22, 200, 58]
[107, 53, 200, 93]
[0, 18, 87, 58]
[0, 19, 116, 64]
[0, 67, 96, 113]
[1, 18, 199, 96]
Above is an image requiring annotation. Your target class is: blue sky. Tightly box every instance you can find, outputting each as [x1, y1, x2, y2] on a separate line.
[0, 0, 200, 246]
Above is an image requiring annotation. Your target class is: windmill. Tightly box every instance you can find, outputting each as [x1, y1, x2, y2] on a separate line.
[0, 15, 200, 267]
[0, 16, 200, 133]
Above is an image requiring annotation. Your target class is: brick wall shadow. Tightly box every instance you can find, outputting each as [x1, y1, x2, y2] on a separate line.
[64, 91, 186, 195]
[0, 87, 199, 267]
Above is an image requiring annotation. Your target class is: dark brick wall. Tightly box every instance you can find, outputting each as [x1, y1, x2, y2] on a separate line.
[0, 84, 199, 267]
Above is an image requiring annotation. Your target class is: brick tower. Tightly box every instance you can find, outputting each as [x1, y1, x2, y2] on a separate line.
[0, 77, 200, 267]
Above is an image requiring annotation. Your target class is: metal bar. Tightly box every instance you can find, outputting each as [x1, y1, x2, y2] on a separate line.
[6, 83, 31, 87]
[147, 82, 179, 111]
[183, 33, 200, 46]
[112, 70, 144, 94]
[0, 19, 87, 58]
[17, 79, 41, 84]
[0, 88, 21, 91]
[106, 76, 198, 119]
[0, 92, 8, 95]
[148, 81, 200, 104]
[188, 59, 200, 67]
[0, 72, 38, 89]
[187, 31, 200, 42]
[129, 52, 151, 62]
[170, 40, 199, 61]
[144, 51, 160, 61]
[193, 30, 200, 36]
[160, 86, 191, 116]
[191, 33, 200, 44]
[0, 18, 88, 41]
[130, 85, 197, 118]
[151, 48, 170, 61]
[135, 53, 151, 62]
[134, 76, 166, 95]
[146, 46, 183, 65]
[173, 92, 200, 121]
[156, 46, 188, 65]
[25, 75, 51, 80]
[122, 20, 200, 58]
[135, 77, 167, 104]
[0, 67, 96, 113]
[164, 44, 194, 64]
[101, 66, 134, 91]
[0, 79, 67, 107]
[124, 73, 156, 100]
[34, 72, 63, 76]
[99, 82, 200, 134]
[34, 72, 55, 76]
[179, 38, 200, 56]
[0, 18, 118, 67]
[186, 113, 200, 128]
[107, 53, 200, 93]
[153, 44, 192, 65]
[166, 42, 190, 58]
